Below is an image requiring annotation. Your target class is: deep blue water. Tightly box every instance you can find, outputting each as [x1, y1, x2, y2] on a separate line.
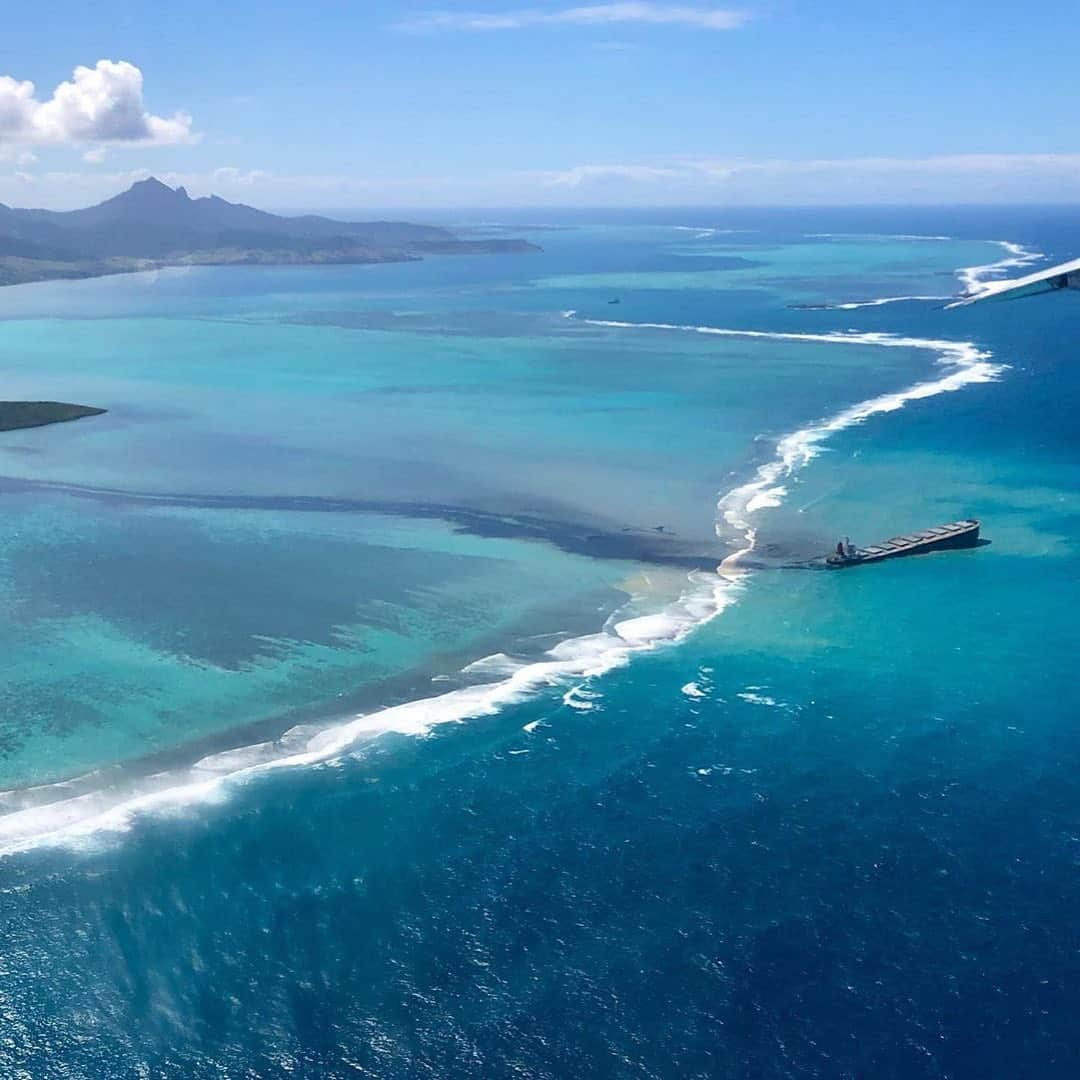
[0, 207, 1078, 1077]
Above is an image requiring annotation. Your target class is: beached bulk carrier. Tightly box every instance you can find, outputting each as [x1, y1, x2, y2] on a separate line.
[826, 520, 980, 568]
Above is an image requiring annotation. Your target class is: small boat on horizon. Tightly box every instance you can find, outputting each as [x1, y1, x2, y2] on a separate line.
[826, 519, 981, 568]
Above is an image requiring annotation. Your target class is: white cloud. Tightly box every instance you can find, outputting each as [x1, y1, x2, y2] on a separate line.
[538, 162, 683, 187]
[394, 3, 748, 32]
[0, 61, 194, 147]
[527, 153, 1080, 202]
[0, 167, 442, 210]
[0, 146, 37, 166]
[3, 152, 1080, 211]
[211, 166, 272, 187]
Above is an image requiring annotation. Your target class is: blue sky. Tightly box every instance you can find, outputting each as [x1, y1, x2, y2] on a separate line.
[1, 0, 1077, 209]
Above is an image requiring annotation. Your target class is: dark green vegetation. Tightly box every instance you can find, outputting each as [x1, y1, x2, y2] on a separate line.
[0, 401, 106, 431]
[0, 178, 538, 286]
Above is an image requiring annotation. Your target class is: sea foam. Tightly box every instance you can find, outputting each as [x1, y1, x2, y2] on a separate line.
[804, 233, 953, 242]
[819, 295, 950, 311]
[801, 237, 1041, 309]
[0, 265, 1011, 858]
[0, 570, 742, 857]
[957, 240, 1043, 294]
[565, 314, 1003, 561]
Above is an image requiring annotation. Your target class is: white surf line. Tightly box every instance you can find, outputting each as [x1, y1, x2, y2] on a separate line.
[0, 301, 1006, 859]
[0, 570, 742, 859]
[566, 314, 1003, 566]
[805, 237, 1041, 308]
[672, 226, 756, 239]
[821, 295, 951, 311]
[784, 236, 1040, 309]
[805, 232, 953, 242]
[957, 240, 1043, 294]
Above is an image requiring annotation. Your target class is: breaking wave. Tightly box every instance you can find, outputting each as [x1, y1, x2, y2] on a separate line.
[0, 241, 1018, 859]
[798, 237, 1041, 309]
[0, 571, 741, 858]
[804, 295, 950, 311]
[805, 232, 953, 242]
[564, 314, 1003, 560]
[957, 240, 1043, 294]
[673, 226, 753, 238]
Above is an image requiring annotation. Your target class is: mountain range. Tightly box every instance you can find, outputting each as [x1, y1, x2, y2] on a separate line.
[0, 178, 538, 286]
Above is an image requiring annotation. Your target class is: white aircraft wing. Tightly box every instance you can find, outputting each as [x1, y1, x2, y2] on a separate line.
[947, 255, 1080, 308]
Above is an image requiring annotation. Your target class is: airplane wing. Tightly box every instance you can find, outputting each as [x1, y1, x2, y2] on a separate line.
[946, 255, 1080, 308]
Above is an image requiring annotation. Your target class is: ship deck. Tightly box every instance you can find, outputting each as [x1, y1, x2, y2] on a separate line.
[828, 519, 980, 568]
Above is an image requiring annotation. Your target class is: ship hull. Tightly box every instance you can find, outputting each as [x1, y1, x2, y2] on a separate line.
[826, 520, 980, 568]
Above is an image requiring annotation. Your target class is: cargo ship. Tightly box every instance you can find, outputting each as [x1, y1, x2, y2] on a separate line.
[826, 519, 981, 568]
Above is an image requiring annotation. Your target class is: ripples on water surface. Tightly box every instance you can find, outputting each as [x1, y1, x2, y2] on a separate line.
[0, 207, 1078, 1077]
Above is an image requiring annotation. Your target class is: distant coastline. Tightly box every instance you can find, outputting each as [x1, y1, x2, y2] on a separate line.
[0, 401, 106, 432]
[0, 177, 540, 289]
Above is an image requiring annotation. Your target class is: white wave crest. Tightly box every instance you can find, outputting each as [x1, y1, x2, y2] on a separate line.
[0, 571, 742, 858]
[737, 691, 781, 707]
[957, 240, 1043, 294]
[564, 313, 1002, 558]
[744, 486, 787, 513]
[824, 295, 950, 310]
[460, 652, 523, 677]
[672, 226, 750, 237]
[805, 232, 953, 242]
[1, 289, 1009, 858]
[562, 686, 600, 711]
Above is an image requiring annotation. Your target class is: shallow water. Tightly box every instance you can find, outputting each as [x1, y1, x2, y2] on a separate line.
[0, 206, 1078, 1076]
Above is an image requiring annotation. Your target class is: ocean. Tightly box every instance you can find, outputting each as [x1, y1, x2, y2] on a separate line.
[0, 206, 1077, 1077]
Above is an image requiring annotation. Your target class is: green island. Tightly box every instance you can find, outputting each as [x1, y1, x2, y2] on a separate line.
[0, 401, 107, 431]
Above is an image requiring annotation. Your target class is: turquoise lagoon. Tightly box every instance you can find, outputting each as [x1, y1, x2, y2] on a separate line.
[0, 209, 1077, 1077]
[0, 227, 997, 789]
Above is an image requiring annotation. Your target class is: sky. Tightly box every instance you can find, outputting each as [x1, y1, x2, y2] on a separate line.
[1, 0, 1078, 210]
